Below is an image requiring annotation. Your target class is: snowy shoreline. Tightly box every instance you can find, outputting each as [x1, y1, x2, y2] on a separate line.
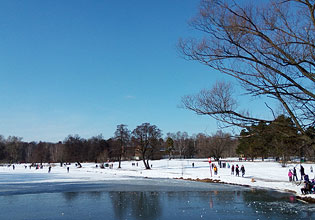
[1, 159, 315, 202]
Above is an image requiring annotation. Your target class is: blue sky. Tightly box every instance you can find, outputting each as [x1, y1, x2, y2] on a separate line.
[0, 0, 268, 142]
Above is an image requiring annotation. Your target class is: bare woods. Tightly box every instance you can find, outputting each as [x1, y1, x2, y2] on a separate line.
[0, 124, 237, 166]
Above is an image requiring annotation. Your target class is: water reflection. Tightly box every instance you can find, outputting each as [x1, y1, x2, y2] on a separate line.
[109, 192, 161, 220]
[2, 186, 313, 220]
[63, 192, 79, 201]
[57, 190, 314, 220]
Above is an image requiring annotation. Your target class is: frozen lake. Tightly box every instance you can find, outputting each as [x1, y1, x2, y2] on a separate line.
[0, 173, 315, 220]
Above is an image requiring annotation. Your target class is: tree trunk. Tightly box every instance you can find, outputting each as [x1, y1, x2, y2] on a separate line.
[118, 155, 121, 169]
[146, 159, 151, 169]
[142, 158, 150, 169]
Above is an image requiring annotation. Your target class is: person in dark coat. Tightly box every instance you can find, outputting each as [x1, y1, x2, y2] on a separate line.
[293, 167, 298, 181]
[241, 165, 245, 177]
[300, 165, 305, 180]
[231, 165, 235, 175]
[235, 165, 240, 177]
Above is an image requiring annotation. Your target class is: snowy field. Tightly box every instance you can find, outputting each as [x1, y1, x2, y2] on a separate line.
[1, 159, 315, 200]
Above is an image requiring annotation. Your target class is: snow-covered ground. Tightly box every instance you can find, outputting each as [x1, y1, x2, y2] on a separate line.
[1, 159, 315, 200]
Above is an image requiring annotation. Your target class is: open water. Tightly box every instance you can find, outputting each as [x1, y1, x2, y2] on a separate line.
[0, 173, 314, 220]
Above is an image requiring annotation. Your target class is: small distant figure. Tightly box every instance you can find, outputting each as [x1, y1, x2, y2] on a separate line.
[241, 165, 245, 177]
[310, 166, 313, 173]
[136, 162, 138, 167]
[293, 167, 298, 181]
[288, 169, 293, 182]
[235, 165, 239, 177]
[214, 165, 218, 175]
[48, 166, 51, 173]
[77, 162, 82, 168]
[12, 165, 15, 170]
[24, 165, 27, 169]
[231, 165, 235, 175]
[300, 165, 305, 180]
[67, 167, 70, 173]
[192, 163, 195, 168]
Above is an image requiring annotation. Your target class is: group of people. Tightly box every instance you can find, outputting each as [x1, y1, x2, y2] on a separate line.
[209, 162, 246, 177]
[231, 164, 245, 177]
[288, 165, 313, 182]
[9, 163, 71, 173]
[288, 165, 310, 181]
[288, 165, 315, 194]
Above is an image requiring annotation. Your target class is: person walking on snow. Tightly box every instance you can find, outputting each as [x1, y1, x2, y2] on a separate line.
[293, 167, 298, 181]
[288, 170, 293, 182]
[231, 165, 235, 175]
[241, 165, 245, 177]
[300, 165, 305, 180]
[235, 165, 240, 177]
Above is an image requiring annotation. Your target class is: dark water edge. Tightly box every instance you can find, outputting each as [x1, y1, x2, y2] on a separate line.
[0, 178, 314, 220]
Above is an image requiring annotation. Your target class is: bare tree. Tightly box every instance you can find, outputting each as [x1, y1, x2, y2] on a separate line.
[50, 141, 66, 163]
[165, 137, 175, 159]
[179, 0, 315, 134]
[132, 123, 162, 169]
[63, 135, 86, 163]
[32, 142, 51, 164]
[0, 135, 6, 161]
[114, 124, 131, 168]
[209, 130, 234, 160]
[167, 132, 191, 158]
[195, 131, 235, 159]
[182, 81, 272, 128]
[5, 136, 23, 163]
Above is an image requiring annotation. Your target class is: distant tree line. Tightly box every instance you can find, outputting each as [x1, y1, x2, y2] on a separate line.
[1, 117, 313, 167]
[0, 123, 237, 167]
